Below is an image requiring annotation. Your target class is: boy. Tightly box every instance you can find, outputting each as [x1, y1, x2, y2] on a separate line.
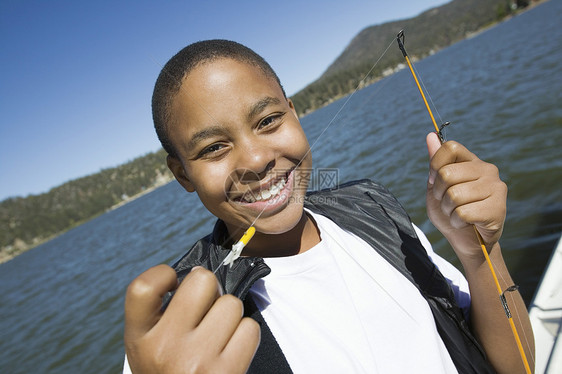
[124, 40, 534, 373]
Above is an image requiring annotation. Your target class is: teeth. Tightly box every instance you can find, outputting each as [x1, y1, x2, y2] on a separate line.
[242, 176, 287, 203]
[269, 184, 280, 196]
[261, 190, 272, 200]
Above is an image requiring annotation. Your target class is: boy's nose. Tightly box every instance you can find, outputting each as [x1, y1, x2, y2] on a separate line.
[236, 142, 276, 181]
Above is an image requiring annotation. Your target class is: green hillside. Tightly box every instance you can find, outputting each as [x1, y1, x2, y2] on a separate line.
[291, 0, 521, 116]
[0, 0, 532, 262]
[0, 149, 173, 262]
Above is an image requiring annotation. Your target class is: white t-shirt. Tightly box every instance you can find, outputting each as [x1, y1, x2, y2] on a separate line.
[249, 210, 469, 374]
[123, 210, 470, 374]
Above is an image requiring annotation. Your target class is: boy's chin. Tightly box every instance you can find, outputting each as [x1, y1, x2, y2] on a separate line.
[228, 200, 305, 236]
[255, 211, 304, 235]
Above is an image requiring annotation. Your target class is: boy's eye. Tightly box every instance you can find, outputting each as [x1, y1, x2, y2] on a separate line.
[198, 143, 226, 158]
[258, 114, 283, 130]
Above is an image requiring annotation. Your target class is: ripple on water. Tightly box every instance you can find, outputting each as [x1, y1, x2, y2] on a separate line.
[1, 2, 561, 373]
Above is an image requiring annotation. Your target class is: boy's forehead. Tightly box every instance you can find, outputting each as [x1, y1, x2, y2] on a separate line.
[178, 59, 282, 111]
[168, 58, 286, 144]
[185, 58, 276, 89]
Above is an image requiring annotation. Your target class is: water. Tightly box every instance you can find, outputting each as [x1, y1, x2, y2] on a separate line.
[1, 1, 561, 372]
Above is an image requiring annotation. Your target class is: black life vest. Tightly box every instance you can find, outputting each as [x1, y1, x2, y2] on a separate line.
[167, 179, 496, 373]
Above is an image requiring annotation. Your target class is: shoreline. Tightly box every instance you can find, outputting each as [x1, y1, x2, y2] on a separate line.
[299, 0, 548, 117]
[106, 177, 172, 212]
[0, 177, 173, 265]
[0, 0, 548, 266]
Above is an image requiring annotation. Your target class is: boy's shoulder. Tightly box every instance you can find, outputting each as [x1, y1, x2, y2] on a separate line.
[306, 178, 399, 208]
[307, 178, 387, 196]
[305, 178, 408, 225]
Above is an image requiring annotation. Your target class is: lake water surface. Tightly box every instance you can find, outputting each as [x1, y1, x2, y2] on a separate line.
[1, 1, 561, 372]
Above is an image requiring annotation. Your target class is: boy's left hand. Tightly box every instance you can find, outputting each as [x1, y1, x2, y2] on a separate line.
[426, 132, 507, 259]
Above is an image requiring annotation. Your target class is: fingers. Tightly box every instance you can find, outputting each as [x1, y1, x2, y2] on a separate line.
[448, 198, 498, 230]
[220, 317, 261, 373]
[428, 140, 477, 185]
[431, 155, 501, 202]
[199, 294, 244, 351]
[430, 152, 501, 217]
[124, 265, 260, 373]
[426, 132, 441, 159]
[426, 133, 441, 184]
[159, 266, 223, 331]
[426, 137, 507, 245]
[125, 264, 178, 340]
[430, 160, 487, 201]
[437, 179, 490, 219]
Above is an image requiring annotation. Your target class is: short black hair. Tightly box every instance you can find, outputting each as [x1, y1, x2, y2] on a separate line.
[152, 39, 285, 158]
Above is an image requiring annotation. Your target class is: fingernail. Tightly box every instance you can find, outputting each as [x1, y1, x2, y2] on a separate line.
[428, 171, 435, 185]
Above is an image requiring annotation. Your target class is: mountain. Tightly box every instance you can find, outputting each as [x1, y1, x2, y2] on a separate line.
[0, 149, 173, 262]
[1, 0, 533, 262]
[290, 0, 519, 116]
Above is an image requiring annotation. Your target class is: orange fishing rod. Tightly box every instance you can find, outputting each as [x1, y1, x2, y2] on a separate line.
[396, 30, 531, 374]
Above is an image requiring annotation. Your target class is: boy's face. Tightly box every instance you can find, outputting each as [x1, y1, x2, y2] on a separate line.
[167, 58, 312, 236]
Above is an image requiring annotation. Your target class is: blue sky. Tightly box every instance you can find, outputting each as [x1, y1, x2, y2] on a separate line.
[0, 0, 449, 201]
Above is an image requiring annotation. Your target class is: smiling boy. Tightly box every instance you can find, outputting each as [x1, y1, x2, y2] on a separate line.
[123, 40, 534, 373]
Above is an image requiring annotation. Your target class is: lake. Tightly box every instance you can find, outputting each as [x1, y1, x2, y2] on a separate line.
[1, 1, 561, 372]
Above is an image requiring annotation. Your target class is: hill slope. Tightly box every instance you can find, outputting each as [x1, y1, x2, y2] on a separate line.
[1, 0, 531, 262]
[290, 0, 512, 115]
[0, 149, 173, 262]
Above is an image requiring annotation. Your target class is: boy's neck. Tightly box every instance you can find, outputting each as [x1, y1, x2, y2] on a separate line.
[239, 212, 321, 258]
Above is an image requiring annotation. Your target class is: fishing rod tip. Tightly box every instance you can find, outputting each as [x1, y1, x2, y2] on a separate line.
[396, 30, 407, 56]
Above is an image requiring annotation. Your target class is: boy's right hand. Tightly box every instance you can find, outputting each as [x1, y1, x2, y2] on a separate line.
[124, 265, 260, 373]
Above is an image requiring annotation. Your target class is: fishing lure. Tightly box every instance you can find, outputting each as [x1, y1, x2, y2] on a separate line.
[396, 29, 531, 374]
[221, 226, 256, 269]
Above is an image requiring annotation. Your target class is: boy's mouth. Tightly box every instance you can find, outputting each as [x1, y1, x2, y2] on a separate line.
[231, 168, 294, 205]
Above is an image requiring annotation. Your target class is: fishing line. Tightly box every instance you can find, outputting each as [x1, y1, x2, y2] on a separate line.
[494, 258, 536, 366]
[216, 35, 415, 365]
[293, 37, 397, 173]
[153, 32, 534, 372]
[215, 36, 398, 270]
[152, 37, 406, 276]
[149, 52, 290, 267]
[473, 226, 532, 373]
[397, 30, 532, 373]
[321, 226, 419, 323]
[410, 62, 445, 127]
[361, 68, 398, 107]
[212, 208, 263, 273]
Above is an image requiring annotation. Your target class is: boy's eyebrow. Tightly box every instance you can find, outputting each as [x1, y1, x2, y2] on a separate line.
[187, 126, 226, 150]
[247, 97, 281, 121]
[187, 96, 281, 150]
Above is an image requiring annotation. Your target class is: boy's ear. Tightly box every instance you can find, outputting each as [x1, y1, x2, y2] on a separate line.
[287, 98, 299, 118]
[166, 155, 195, 193]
